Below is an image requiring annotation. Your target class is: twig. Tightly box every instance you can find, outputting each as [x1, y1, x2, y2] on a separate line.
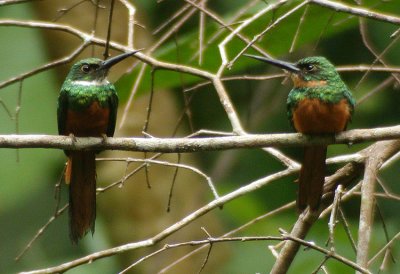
[310, 0, 400, 25]
[119, 62, 147, 129]
[1, 125, 400, 151]
[356, 76, 395, 106]
[229, 1, 307, 68]
[103, 0, 116, 59]
[96, 157, 220, 201]
[375, 202, 396, 264]
[280, 231, 372, 274]
[312, 256, 330, 274]
[0, 0, 45, 6]
[289, 5, 309, 53]
[0, 41, 89, 90]
[313, 10, 335, 51]
[198, 1, 205, 65]
[15, 204, 69, 262]
[198, 227, 213, 273]
[119, 0, 136, 48]
[167, 153, 181, 212]
[339, 208, 357, 253]
[119, 235, 283, 274]
[184, 0, 274, 69]
[15, 80, 23, 161]
[356, 143, 390, 270]
[368, 231, 400, 266]
[271, 140, 400, 274]
[327, 185, 342, 250]
[160, 202, 295, 273]
[91, 0, 101, 56]
[142, 69, 157, 188]
[152, 3, 191, 35]
[21, 169, 295, 273]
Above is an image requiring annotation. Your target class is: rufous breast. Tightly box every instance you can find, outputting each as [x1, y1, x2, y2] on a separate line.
[292, 98, 351, 134]
[65, 100, 110, 137]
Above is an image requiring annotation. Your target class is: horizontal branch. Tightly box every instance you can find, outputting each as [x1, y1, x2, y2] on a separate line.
[1, 125, 400, 152]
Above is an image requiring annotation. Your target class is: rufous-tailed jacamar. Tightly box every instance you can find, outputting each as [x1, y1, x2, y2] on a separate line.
[245, 54, 355, 211]
[58, 50, 140, 243]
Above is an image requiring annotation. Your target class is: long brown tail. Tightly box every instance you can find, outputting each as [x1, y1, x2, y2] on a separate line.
[297, 145, 327, 211]
[65, 151, 96, 243]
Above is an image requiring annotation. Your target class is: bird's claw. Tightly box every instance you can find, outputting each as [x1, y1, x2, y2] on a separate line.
[101, 134, 108, 144]
[69, 133, 77, 143]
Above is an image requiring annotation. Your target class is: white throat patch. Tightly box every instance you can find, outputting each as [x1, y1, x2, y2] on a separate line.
[72, 79, 110, 86]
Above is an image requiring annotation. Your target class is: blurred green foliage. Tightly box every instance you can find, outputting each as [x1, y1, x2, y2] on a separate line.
[1, 0, 400, 273]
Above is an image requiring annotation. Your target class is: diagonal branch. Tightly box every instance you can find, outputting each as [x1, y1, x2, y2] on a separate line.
[356, 141, 399, 271]
[21, 169, 295, 274]
[270, 140, 400, 274]
[310, 0, 400, 25]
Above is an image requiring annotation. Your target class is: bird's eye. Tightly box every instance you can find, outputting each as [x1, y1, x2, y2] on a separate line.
[80, 64, 91, 73]
[304, 64, 315, 72]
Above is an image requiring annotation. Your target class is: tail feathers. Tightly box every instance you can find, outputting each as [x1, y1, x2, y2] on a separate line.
[66, 151, 96, 243]
[297, 146, 327, 211]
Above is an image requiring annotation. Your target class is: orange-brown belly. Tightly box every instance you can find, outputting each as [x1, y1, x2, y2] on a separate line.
[292, 98, 351, 134]
[65, 101, 110, 137]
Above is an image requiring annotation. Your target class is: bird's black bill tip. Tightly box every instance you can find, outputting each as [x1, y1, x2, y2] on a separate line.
[244, 53, 300, 73]
[101, 48, 144, 69]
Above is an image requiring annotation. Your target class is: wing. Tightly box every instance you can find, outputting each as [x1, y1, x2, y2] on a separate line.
[57, 88, 69, 136]
[343, 89, 355, 115]
[286, 88, 300, 130]
[106, 90, 119, 137]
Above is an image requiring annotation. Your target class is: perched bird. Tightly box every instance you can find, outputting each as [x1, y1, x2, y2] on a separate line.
[58, 50, 140, 242]
[244, 54, 355, 211]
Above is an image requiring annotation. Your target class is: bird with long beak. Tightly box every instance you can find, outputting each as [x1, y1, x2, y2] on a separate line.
[58, 50, 140, 242]
[245, 54, 355, 211]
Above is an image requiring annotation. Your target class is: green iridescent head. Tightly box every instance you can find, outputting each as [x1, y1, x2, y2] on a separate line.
[66, 50, 142, 82]
[293, 56, 339, 83]
[67, 58, 106, 82]
[244, 54, 342, 85]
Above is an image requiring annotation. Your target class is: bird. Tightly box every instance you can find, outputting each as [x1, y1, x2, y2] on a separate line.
[244, 54, 355, 211]
[57, 50, 140, 243]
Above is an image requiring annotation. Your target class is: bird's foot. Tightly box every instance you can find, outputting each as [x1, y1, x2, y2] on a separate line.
[142, 131, 155, 138]
[69, 133, 77, 143]
[101, 134, 108, 144]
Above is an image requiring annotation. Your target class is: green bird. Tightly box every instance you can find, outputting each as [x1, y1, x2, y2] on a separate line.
[245, 54, 355, 211]
[58, 50, 140, 243]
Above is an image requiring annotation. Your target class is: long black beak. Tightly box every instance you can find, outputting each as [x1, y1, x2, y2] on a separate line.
[101, 49, 142, 70]
[244, 54, 300, 73]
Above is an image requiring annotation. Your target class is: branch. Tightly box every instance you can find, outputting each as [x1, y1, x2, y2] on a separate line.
[356, 141, 399, 270]
[120, 236, 284, 273]
[21, 169, 295, 273]
[281, 231, 372, 274]
[270, 140, 400, 273]
[310, 0, 400, 25]
[1, 125, 400, 151]
[0, 0, 44, 5]
[270, 162, 364, 273]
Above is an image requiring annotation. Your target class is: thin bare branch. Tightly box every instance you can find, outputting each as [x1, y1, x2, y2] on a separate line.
[21, 169, 294, 274]
[310, 0, 400, 24]
[281, 231, 372, 274]
[0, 125, 399, 151]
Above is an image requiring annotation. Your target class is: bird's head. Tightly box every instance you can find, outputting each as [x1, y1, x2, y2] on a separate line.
[244, 54, 341, 88]
[66, 50, 141, 83]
